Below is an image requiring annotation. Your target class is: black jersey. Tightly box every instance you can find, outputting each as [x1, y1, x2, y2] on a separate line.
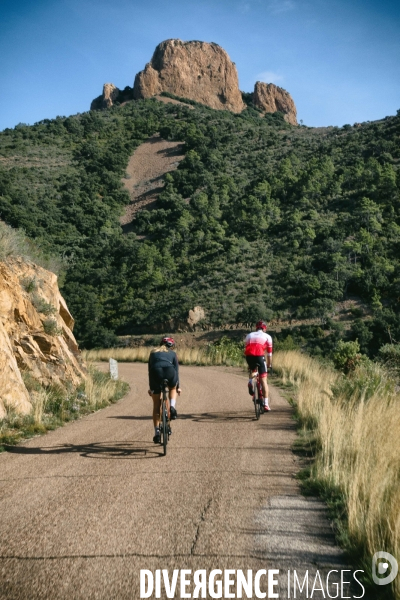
[148, 350, 179, 385]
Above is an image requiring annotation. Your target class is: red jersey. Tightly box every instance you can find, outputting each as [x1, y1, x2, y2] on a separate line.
[244, 331, 273, 356]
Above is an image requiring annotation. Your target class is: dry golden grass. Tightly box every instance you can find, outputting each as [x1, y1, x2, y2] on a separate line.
[274, 351, 400, 598]
[32, 389, 50, 425]
[84, 366, 121, 409]
[83, 346, 246, 367]
[83, 347, 151, 363]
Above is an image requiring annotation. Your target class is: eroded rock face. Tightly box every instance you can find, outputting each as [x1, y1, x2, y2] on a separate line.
[0, 259, 86, 418]
[253, 81, 297, 125]
[133, 39, 245, 113]
[187, 306, 205, 328]
[90, 83, 120, 110]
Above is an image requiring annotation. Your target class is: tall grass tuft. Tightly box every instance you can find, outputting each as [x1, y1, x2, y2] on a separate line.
[274, 350, 400, 599]
[32, 389, 50, 425]
[84, 365, 125, 409]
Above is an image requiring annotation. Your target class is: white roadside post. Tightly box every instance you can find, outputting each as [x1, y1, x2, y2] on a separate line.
[109, 358, 118, 380]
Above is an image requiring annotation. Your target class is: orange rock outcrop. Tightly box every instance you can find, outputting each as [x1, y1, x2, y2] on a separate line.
[0, 259, 86, 418]
[91, 83, 120, 110]
[253, 81, 297, 125]
[133, 39, 245, 113]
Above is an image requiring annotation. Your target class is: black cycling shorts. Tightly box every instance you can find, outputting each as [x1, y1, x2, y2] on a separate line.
[245, 355, 267, 376]
[149, 365, 178, 394]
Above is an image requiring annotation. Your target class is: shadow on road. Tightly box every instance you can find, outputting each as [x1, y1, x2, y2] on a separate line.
[109, 411, 256, 423]
[108, 415, 153, 420]
[5, 441, 161, 460]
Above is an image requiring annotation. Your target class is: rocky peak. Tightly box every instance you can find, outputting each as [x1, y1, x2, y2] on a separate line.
[91, 83, 120, 110]
[253, 81, 297, 125]
[90, 40, 298, 125]
[133, 39, 245, 113]
[91, 84, 134, 111]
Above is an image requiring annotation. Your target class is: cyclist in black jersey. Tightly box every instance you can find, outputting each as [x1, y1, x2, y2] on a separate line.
[148, 337, 181, 443]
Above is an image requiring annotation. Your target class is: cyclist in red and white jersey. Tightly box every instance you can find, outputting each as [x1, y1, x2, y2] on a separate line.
[244, 320, 273, 411]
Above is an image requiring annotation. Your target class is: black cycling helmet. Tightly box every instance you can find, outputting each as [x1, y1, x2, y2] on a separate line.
[161, 336, 175, 348]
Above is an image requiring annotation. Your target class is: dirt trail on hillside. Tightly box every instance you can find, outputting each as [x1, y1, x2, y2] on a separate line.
[0, 364, 354, 600]
[120, 134, 185, 232]
[154, 94, 195, 108]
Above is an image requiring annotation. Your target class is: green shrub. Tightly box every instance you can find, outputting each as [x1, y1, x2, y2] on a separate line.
[331, 359, 394, 402]
[206, 336, 244, 363]
[274, 334, 300, 351]
[378, 343, 400, 367]
[378, 343, 400, 378]
[31, 293, 56, 315]
[350, 307, 363, 318]
[332, 340, 363, 373]
[20, 276, 38, 293]
[43, 318, 62, 336]
[22, 372, 42, 392]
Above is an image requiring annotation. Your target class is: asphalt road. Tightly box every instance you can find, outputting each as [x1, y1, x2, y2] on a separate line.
[0, 364, 352, 600]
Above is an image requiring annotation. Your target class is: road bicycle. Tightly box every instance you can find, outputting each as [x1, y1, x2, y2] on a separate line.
[251, 367, 264, 420]
[159, 379, 170, 455]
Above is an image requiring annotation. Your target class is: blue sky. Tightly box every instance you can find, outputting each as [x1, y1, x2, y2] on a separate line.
[1, 0, 399, 130]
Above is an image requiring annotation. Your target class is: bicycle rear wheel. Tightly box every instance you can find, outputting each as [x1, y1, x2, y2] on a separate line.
[254, 377, 261, 420]
[160, 380, 169, 456]
[161, 402, 167, 455]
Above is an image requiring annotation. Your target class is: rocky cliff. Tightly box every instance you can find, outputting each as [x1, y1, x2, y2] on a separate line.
[253, 81, 297, 125]
[0, 258, 86, 418]
[133, 39, 245, 113]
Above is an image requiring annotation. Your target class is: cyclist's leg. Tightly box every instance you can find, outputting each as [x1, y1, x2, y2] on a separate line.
[151, 393, 162, 442]
[262, 380, 270, 410]
[255, 356, 269, 403]
[150, 367, 163, 440]
[260, 373, 271, 410]
[261, 376, 269, 402]
[152, 394, 161, 427]
[245, 356, 256, 394]
[165, 365, 178, 419]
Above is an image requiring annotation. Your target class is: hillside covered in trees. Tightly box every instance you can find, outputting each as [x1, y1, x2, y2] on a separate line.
[0, 97, 399, 355]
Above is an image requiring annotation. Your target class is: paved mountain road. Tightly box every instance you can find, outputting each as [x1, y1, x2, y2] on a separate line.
[0, 364, 350, 599]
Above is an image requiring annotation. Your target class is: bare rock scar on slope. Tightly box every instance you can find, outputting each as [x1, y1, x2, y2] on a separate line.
[120, 133, 185, 233]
